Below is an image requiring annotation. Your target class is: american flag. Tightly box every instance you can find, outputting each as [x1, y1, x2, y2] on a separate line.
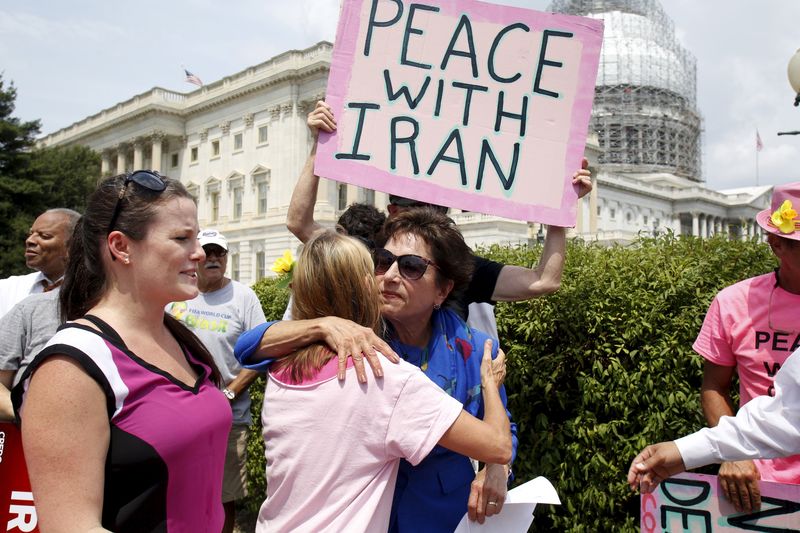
[756, 130, 763, 152]
[184, 69, 203, 87]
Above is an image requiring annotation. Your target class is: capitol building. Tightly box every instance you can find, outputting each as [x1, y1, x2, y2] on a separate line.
[38, 0, 771, 285]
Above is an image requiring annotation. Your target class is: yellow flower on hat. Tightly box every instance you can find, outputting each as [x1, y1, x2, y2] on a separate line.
[770, 200, 799, 234]
[271, 250, 295, 275]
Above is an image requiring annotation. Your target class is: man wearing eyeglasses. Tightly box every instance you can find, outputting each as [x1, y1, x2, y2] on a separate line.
[166, 228, 266, 533]
[0, 208, 80, 318]
[695, 182, 800, 514]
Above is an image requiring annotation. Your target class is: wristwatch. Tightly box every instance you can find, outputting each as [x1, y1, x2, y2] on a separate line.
[222, 388, 235, 400]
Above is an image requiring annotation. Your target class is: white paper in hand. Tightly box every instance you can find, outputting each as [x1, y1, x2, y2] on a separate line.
[453, 477, 561, 532]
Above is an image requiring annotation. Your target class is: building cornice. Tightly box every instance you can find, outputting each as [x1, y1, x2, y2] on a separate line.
[39, 41, 333, 148]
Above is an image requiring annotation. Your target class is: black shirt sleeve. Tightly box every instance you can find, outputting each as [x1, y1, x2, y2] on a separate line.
[447, 255, 505, 321]
[467, 255, 504, 304]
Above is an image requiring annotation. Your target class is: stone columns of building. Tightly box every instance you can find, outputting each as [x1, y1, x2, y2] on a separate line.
[151, 132, 165, 172]
[116, 144, 128, 174]
[346, 183, 359, 206]
[239, 239, 252, 285]
[133, 139, 144, 170]
[101, 151, 113, 176]
[699, 215, 707, 238]
[691, 213, 699, 237]
[588, 176, 598, 234]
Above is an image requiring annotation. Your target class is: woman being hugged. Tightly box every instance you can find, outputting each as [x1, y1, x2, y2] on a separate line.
[12, 171, 230, 533]
[376, 208, 518, 532]
[256, 230, 511, 533]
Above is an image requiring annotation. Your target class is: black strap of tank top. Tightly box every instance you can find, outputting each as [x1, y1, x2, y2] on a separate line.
[82, 314, 127, 349]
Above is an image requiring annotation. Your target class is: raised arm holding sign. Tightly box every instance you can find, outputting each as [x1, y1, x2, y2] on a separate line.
[289, 100, 592, 306]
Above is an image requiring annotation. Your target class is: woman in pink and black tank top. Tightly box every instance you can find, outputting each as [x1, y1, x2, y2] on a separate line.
[13, 171, 230, 533]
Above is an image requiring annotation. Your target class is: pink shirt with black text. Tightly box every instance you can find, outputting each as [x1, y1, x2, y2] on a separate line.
[694, 272, 800, 484]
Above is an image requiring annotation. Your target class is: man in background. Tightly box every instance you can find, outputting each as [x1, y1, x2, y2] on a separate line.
[0, 208, 79, 317]
[0, 208, 80, 419]
[695, 182, 800, 513]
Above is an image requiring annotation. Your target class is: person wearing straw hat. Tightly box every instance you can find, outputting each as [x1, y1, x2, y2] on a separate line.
[694, 181, 800, 513]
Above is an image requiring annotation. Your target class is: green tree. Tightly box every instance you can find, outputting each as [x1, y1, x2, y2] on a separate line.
[0, 75, 42, 276]
[29, 144, 100, 211]
[0, 75, 100, 276]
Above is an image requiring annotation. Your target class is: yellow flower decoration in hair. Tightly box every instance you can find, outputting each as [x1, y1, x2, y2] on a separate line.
[770, 200, 799, 234]
[271, 250, 295, 275]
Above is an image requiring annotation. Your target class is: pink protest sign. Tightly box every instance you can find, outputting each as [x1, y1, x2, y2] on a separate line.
[641, 473, 800, 531]
[316, 0, 603, 225]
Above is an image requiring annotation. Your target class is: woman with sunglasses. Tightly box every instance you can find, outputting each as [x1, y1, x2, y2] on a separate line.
[236, 208, 517, 530]
[254, 230, 510, 532]
[373, 207, 517, 532]
[12, 171, 230, 532]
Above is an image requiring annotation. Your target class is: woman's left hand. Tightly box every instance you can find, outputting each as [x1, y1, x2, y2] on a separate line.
[467, 463, 508, 523]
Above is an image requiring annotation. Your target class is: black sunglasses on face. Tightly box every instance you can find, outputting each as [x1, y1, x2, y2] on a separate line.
[373, 248, 438, 280]
[107, 170, 167, 260]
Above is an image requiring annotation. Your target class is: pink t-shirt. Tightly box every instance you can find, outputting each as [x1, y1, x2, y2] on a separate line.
[257, 355, 464, 533]
[694, 272, 800, 483]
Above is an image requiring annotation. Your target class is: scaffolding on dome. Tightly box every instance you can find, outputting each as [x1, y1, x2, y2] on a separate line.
[549, 0, 703, 180]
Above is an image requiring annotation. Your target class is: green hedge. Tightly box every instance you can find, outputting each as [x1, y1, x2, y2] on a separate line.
[244, 234, 776, 530]
[244, 278, 290, 512]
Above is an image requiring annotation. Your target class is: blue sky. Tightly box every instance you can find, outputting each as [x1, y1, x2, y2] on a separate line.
[2, 0, 798, 189]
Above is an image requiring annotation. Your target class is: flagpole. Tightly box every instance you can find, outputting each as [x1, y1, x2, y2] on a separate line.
[756, 146, 759, 186]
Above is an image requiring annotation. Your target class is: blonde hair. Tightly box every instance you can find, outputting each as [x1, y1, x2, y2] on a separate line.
[272, 231, 383, 382]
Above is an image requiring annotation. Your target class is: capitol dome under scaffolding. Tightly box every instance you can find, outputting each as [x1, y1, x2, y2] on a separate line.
[550, 0, 703, 180]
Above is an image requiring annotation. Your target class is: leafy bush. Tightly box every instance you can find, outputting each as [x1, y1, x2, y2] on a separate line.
[487, 234, 774, 531]
[244, 277, 290, 512]
[243, 235, 775, 530]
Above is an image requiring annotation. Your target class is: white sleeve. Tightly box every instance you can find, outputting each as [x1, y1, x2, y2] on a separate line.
[676, 348, 800, 470]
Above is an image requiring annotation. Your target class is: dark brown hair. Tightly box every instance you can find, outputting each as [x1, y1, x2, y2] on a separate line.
[60, 173, 221, 385]
[336, 203, 386, 243]
[378, 207, 474, 304]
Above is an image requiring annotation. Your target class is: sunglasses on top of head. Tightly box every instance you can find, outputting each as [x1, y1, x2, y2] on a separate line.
[373, 248, 438, 280]
[107, 170, 167, 260]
